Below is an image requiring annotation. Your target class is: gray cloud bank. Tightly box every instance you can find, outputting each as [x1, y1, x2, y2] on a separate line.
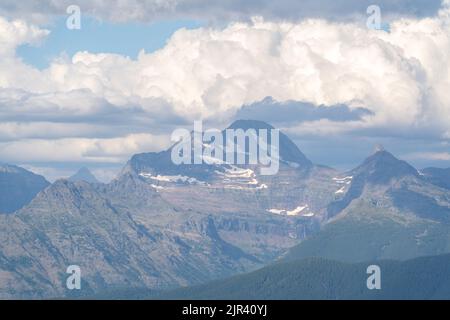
[235, 97, 374, 125]
[0, 0, 443, 23]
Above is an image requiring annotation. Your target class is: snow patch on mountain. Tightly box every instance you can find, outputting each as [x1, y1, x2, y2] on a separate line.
[267, 205, 314, 217]
[333, 176, 353, 184]
[335, 186, 346, 194]
[150, 184, 166, 191]
[215, 167, 268, 190]
[333, 176, 352, 195]
[217, 167, 255, 179]
[139, 173, 206, 185]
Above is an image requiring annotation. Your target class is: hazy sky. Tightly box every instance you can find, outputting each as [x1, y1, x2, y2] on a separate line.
[1, 0, 450, 181]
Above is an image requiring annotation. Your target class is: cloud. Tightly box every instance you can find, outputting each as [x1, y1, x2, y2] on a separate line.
[0, 133, 170, 164]
[2, 3, 450, 168]
[5, 18, 424, 122]
[16, 5, 449, 134]
[0, 16, 48, 55]
[0, 0, 442, 24]
[234, 97, 373, 125]
[405, 151, 450, 161]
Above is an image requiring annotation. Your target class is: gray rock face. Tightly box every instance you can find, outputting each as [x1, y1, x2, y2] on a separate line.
[0, 164, 49, 214]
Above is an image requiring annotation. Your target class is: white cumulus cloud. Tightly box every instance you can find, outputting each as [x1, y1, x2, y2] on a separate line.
[1, 2, 450, 171]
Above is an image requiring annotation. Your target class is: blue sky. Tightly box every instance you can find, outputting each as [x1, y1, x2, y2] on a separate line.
[17, 17, 202, 69]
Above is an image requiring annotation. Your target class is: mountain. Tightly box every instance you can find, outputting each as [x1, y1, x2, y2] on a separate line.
[284, 149, 450, 263]
[125, 120, 313, 182]
[0, 120, 337, 298]
[0, 164, 50, 214]
[327, 149, 419, 218]
[350, 148, 419, 184]
[155, 254, 450, 300]
[0, 177, 261, 298]
[3, 121, 450, 299]
[227, 120, 313, 167]
[123, 119, 338, 262]
[68, 167, 100, 184]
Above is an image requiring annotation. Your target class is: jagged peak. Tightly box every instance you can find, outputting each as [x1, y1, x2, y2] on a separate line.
[363, 148, 405, 165]
[125, 119, 313, 175]
[68, 167, 100, 184]
[373, 143, 385, 154]
[227, 119, 275, 131]
[40, 179, 97, 204]
[352, 148, 418, 184]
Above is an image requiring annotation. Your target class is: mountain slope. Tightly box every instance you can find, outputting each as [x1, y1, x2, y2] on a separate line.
[285, 149, 450, 263]
[327, 149, 419, 218]
[156, 254, 450, 300]
[0, 177, 261, 299]
[0, 164, 49, 214]
[227, 120, 312, 167]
